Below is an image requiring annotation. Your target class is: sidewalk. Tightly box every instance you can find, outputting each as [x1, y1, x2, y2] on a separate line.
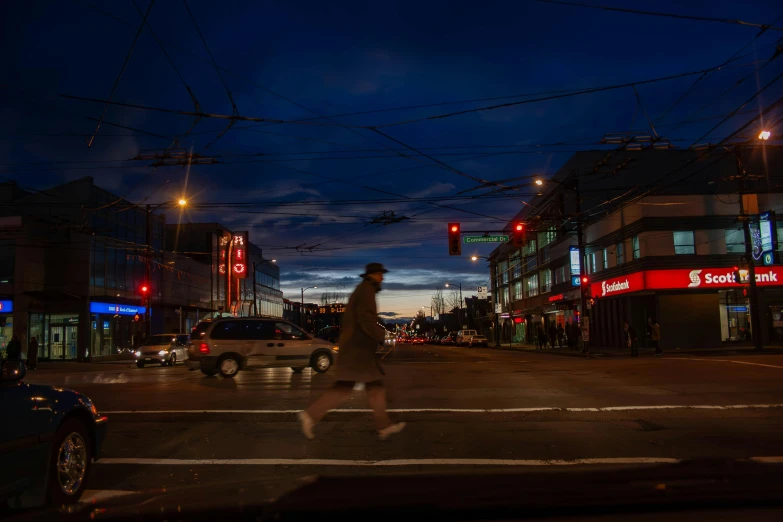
[492, 342, 783, 358]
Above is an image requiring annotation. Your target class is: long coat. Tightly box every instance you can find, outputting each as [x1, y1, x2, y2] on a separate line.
[335, 278, 385, 383]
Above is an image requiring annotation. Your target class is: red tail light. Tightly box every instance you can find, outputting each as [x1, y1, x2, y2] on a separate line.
[199, 343, 210, 354]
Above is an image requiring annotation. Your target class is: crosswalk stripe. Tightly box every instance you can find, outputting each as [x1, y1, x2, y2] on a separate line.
[102, 403, 783, 415]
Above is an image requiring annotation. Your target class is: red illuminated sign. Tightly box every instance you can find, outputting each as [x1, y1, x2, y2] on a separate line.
[591, 266, 783, 297]
[548, 294, 565, 302]
[232, 232, 249, 279]
[513, 317, 523, 323]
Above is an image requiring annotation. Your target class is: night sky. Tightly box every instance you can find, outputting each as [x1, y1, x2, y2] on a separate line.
[2, 0, 782, 319]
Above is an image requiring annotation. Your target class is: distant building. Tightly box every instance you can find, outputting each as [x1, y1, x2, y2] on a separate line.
[489, 148, 783, 350]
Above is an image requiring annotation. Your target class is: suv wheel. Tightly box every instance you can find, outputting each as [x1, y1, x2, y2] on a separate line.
[219, 356, 240, 378]
[312, 352, 332, 373]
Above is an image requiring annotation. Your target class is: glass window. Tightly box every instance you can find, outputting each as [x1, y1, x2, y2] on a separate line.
[632, 236, 640, 259]
[525, 274, 539, 297]
[275, 322, 308, 340]
[210, 321, 241, 340]
[616, 242, 624, 265]
[539, 269, 552, 293]
[589, 252, 597, 274]
[726, 229, 745, 253]
[602, 248, 608, 270]
[674, 231, 695, 255]
[513, 281, 523, 301]
[244, 320, 277, 340]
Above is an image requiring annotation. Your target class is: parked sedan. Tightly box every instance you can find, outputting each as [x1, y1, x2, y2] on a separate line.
[135, 333, 190, 367]
[0, 360, 108, 508]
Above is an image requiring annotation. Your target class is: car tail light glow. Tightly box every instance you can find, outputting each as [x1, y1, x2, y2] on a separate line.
[199, 343, 210, 354]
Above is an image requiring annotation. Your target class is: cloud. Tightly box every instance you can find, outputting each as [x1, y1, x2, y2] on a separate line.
[378, 311, 399, 317]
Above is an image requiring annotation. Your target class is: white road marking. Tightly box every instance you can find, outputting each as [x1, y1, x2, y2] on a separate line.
[103, 403, 783, 415]
[81, 490, 138, 502]
[673, 357, 783, 369]
[97, 457, 681, 466]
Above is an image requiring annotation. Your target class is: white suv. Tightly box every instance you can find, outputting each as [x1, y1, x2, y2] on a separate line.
[456, 329, 478, 345]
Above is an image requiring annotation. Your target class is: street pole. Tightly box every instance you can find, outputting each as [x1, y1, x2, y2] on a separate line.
[300, 288, 304, 329]
[252, 261, 258, 317]
[574, 173, 588, 353]
[145, 204, 152, 339]
[458, 283, 463, 328]
[736, 154, 764, 351]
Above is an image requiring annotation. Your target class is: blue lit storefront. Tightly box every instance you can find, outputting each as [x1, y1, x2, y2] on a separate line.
[89, 301, 147, 357]
[0, 300, 13, 357]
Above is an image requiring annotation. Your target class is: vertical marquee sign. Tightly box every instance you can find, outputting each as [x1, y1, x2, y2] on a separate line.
[232, 232, 249, 279]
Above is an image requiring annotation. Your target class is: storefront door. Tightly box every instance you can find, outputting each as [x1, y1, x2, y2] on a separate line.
[49, 322, 78, 360]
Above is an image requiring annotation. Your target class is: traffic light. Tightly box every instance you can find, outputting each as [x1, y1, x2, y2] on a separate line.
[133, 314, 140, 322]
[448, 223, 461, 256]
[580, 275, 590, 298]
[140, 283, 150, 306]
[511, 222, 525, 247]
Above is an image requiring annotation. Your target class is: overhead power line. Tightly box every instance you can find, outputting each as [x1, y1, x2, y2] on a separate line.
[86, 0, 155, 147]
[535, 0, 783, 31]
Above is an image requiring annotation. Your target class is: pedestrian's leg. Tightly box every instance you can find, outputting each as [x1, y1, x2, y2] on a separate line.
[364, 380, 392, 430]
[305, 381, 354, 423]
[654, 340, 662, 355]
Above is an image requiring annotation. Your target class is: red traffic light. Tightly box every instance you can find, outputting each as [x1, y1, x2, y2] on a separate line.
[451, 225, 458, 232]
[140, 284, 149, 294]
[581, 276, 588, 283]
[511, 222, 526, 247]
[515, 223, 523, 231]
[448, 223, 461, 256]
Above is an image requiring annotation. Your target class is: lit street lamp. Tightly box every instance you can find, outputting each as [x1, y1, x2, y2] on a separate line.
[759, 130, 771, 140]
[445, 282, 463, 327]
[300, 286, 318, 329]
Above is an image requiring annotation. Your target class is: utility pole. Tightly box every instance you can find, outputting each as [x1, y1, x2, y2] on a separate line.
[736, 153, 764, 351]
[574, 174, 588, 353]
[145, 204, 152, 339]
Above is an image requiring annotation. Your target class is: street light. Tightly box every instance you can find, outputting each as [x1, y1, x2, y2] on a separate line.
[759, 130, 771, 140]
[445, 282, 463, 328]
[300, 286, 318, 329]
[534, 179, 544, 186]
[178, 198, 188, 206]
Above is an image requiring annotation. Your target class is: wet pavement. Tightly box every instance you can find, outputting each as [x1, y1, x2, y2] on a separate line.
[19, 343, 783, 500]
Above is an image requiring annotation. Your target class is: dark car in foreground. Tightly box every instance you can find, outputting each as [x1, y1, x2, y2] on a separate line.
[0, 360, 108, 509]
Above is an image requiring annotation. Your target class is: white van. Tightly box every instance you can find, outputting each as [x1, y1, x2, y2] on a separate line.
[187, 318, 339, 378]
[456, 329, 478, 345]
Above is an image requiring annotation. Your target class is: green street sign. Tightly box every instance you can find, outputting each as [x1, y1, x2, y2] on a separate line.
[463, 235, 509, 244]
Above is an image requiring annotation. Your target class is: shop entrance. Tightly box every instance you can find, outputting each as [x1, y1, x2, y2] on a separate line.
[49, 317, 79, 360]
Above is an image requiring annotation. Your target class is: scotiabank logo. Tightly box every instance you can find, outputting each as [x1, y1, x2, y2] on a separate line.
[688, 270, 702, 287]
[601, 279, 630, 296]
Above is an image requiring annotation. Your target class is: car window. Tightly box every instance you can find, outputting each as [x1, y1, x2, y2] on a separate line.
[244, 320, 278, 340]
[176, 335, 189, 345]
[275, 322, 308, 340]
[210, 321, 242, 340]
[191, 321, 211, 340]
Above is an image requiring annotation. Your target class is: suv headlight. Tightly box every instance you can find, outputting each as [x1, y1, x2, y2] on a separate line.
[158, 350, 167, 356]
[134, 350, 141, 357]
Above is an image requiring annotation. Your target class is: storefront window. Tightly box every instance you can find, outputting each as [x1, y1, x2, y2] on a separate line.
[0, 310, 12, 358]
[719, 290, 749, 341]
[525, 274, 539, 297]
[632, 236, 640, 259]
[602, 248, 609, 270]
[90, 313, 145, 356]
[616, 242, 624, 264]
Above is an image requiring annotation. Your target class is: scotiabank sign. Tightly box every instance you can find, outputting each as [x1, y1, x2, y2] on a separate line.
[591, 266, 783, 297]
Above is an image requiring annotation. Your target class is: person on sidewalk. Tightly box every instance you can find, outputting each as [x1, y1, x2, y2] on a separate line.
[536, 325, 545, 349]
[556, 323, 565, 348]
[27, 336, 39, 369]
[6, 335, 22, 360]
[548, 323, 557, 350]
[299, 263, 405, 441]
[624, 321, 638, 358]
[648, 317, 661, 356]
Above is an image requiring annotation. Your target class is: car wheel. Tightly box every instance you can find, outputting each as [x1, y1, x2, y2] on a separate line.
[312, 352, 332, 373]
[201, 367, 219, 377]
[291, 367, 305, 373]
[168, 353, 177, 366]
[219, 356, 240, 378]
[48, 419, 91, 505]
[136, 361, 145, 368]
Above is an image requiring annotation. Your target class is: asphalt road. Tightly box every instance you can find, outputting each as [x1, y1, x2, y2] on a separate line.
[21, 344, 783, 503]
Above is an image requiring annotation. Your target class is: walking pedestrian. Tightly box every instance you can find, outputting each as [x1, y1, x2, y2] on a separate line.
[27, 336, 39, 369]
[299, 263, 405, 440]
[556, 323, 564, 348]
[648, 317, 661, 356]
[624, 321, 638, 357]
[536, 324, 545, 349]
[548, 323, 557, 350]
[6, 335, 22, 360]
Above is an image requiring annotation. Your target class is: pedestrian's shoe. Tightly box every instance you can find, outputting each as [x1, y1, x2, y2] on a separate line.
[378, 422, 406, 441]
[298, 411, 315, 440]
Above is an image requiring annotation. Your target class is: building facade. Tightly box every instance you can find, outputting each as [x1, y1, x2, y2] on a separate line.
[489, 148, 783, 350]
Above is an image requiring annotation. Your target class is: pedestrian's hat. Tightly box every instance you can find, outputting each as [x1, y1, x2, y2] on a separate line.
[360, 262, 388, 277]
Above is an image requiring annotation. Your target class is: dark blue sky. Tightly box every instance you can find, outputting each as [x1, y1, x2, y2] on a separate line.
[2, 0, 782, 317]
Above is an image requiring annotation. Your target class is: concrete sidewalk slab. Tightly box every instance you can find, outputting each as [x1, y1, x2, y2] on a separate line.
[488, 343, 783, 358]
